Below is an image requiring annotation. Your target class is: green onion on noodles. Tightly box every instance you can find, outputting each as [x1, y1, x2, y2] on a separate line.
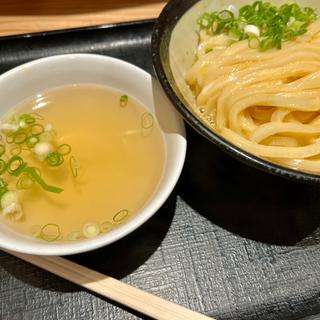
[197, 1, 318, 51]
[19, 114, 36, 125]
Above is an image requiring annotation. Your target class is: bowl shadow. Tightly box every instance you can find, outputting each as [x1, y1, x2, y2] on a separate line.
[177, 126, 320, 246]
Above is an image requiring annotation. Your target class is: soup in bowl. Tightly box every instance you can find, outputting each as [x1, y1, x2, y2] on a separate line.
[0, 54, 186, 255]
[152, 0, 320, 184]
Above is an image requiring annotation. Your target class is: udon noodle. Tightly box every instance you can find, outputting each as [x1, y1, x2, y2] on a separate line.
[186, 18, 320, 174]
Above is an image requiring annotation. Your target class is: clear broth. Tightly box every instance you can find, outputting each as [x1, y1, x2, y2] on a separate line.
[1, 85, 165, 241]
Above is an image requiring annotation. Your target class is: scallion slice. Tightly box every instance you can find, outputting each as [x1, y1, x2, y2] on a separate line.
[46, 152, 64, 167]
[198, 1, 318, 51]
[40, 224, 61, 242]
[141, 112, 154, 130]
[26, 135, 40, 148]
[83, 222, 100, 238]
[13, 131, 27, 144]
[120, 94, 129, 106]
[16, 172, 34, 190]
[0, 160, 7, 175]
[69, 156, 78, 178]
[7, 155, 26, 176]
[113, 209, 129, 223]
[30, 124, 44, 136]
[24, 167, 63, 193]
[57, 144, 71, 156]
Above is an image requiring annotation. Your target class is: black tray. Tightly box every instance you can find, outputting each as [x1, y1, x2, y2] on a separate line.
[1, 20, 320, 320]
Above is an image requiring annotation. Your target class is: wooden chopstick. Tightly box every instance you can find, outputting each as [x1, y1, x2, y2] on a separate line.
[3, 249, 213, 320]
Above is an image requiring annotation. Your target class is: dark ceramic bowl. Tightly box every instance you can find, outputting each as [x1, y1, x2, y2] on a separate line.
[151, 0, 320, 185]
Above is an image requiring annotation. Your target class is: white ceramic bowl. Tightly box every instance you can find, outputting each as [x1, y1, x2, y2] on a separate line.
[0, 54, 186, 256]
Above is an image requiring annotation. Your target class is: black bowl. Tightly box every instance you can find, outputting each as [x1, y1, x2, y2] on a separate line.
[151, 0, 320, 185]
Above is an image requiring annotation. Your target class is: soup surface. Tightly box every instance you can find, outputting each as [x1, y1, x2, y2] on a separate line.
[0, 85, 165, 241]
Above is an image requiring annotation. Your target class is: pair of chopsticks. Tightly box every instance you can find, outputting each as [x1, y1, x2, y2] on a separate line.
[3, 249, 213, 320]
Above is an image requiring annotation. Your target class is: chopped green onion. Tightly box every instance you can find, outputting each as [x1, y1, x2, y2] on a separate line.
[29, 112, 43, 120]
[198, 1, 318, 51]
[57, 144, 71, 156]
[46, 152, 64, 167]
[82, 222, 100, 238]
[0, 178, 8, 198]
[19, 114, 36, 125]
[141, 112, 154, 130]
[6, 133, 14, 144]
[24, 167, 63, 193]
[113, 209, 129, 223]
[40, 224, 61, 242]
[34, 141, 53, 161]
[120, 94, 129, 107]
[13, 131, 27, 144]
[16, 172, 34, 190]
[26, 135, 40, 148]
[218, 10, 234, 21]
[0, 113, 72, 197]
[10, 146, 21, 156]
[7, 155, 26, 176]
[0, 160, 7, 175]
[30, 124, 44, 136]
[198, 12, 213, 29]
[0, 144, 5, 157]
[248, 35, 260, 49]
[1, 191, 18, 209]
[0, 191, 22, 221]
[69, 156, 78, 178]
[0, 178, 8, 189]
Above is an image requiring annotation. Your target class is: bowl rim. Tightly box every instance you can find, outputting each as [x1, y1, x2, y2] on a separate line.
[0, 53, 187, 256]
[151, 0, 320, 185]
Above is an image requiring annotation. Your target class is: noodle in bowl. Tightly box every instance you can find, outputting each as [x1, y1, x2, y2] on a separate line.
[153, 0, 320, 183]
